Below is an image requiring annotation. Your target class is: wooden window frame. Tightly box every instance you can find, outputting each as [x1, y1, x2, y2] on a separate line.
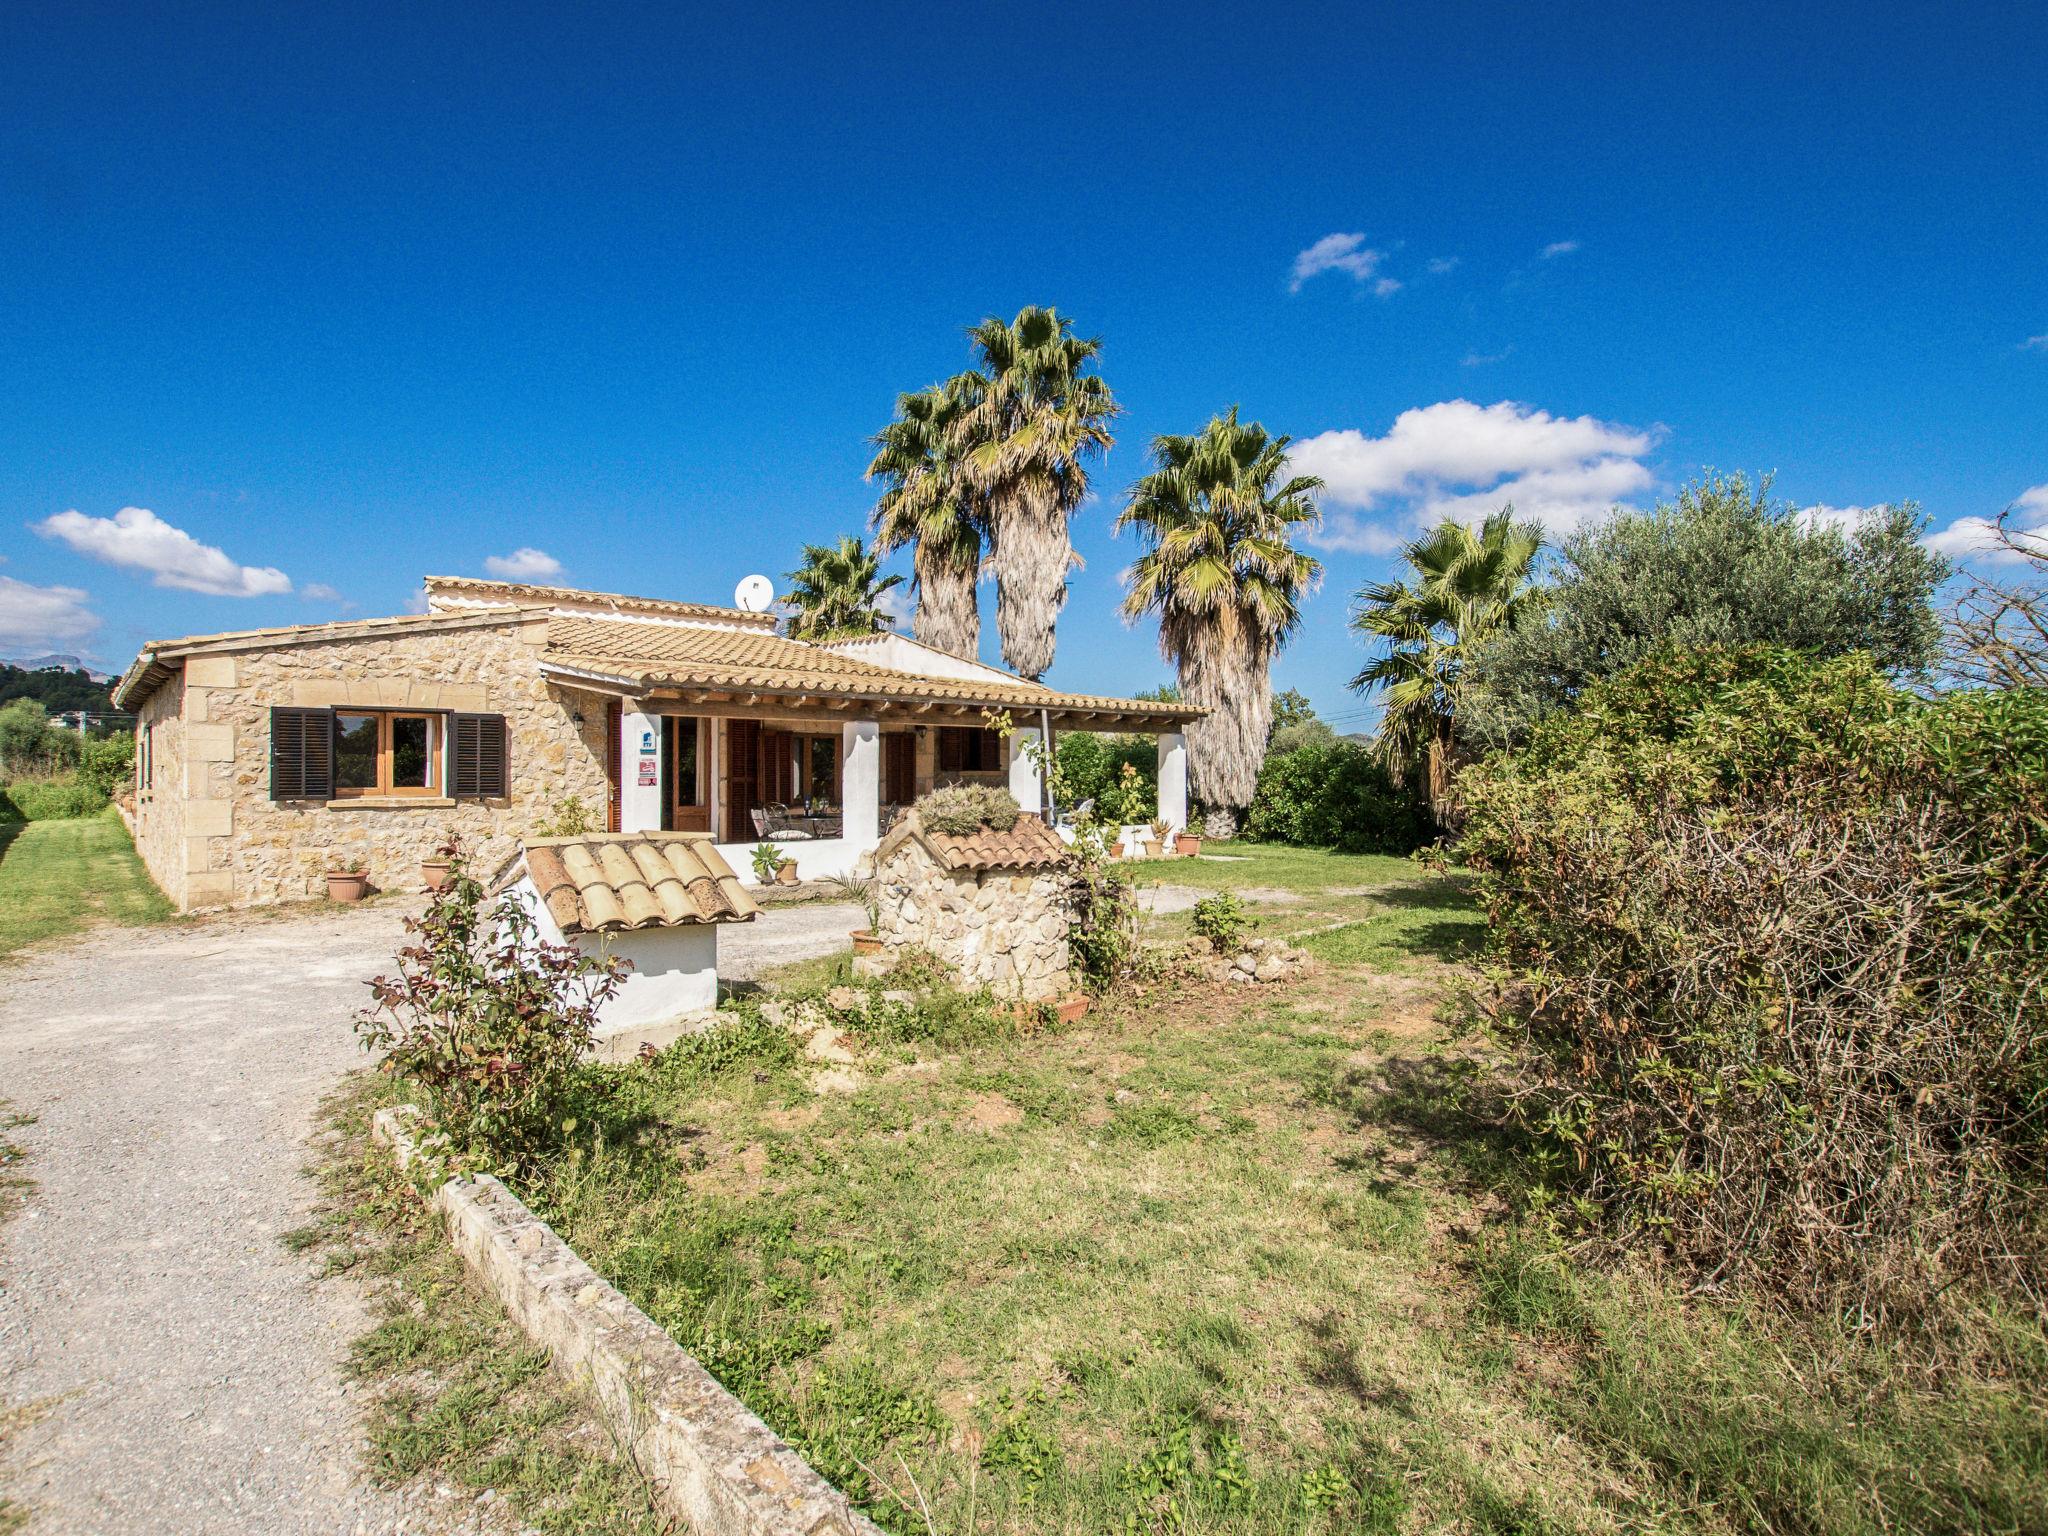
[331, 709, 444, 799]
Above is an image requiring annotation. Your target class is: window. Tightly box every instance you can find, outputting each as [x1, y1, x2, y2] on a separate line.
[802, 734, 838, 803]
[674, 717, 702, 806]
[936, 726, 1003, 774]
[137, 723, 152, 795]
[331, 710, 442, 797]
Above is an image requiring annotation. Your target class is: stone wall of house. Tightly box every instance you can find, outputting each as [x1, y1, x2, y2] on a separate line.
[871, 837, 1071, 1001]
[132, 675, 190, 908]
[133, 615, 613, 910]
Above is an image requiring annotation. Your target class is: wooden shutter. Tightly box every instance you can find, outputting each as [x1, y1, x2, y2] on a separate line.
[451, 713, 508, 798]
[722, 718, 759, 841]
[760, 728, 793, 804]
[605, 700, 622, 833]
[269, 708, 333, 800]
[884, 731, 915, 804]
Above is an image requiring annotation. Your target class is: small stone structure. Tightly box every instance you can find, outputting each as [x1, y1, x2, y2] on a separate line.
[865, 811, 1073, 1001]
[1180, 934, 1316, 985]
[494, 831, 758, 1057]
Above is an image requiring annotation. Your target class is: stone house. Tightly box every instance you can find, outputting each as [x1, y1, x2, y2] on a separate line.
[866, 812, 1074, 1000]
[114, 575, 1200, 911]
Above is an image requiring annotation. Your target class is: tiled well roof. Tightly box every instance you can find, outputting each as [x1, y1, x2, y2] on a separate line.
[516, 833, 759, 933]
[875, 811, 1072, 874]
[543, 616, 1204, 723]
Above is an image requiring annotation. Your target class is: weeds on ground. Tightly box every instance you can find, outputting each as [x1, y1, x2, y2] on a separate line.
[293, 1080, 673, 1536]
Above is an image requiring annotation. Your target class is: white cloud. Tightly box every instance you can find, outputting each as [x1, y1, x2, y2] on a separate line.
[1427, 257, 1460, 275]
[876, 582, 913, 628]
[1924, 484, 2048, 564]
[35, 506, 290, 597]
[2021, 334, 2048, 352]
[1461, 346, 1512, 367]
[1290, 398, 1659, 552]
[0, 575, 100, 652]
[300, 582, 344, 603]
[483, 547, 563, 581]
[1540, 240, 1581, 259]
[403, 586, 431, 615]
[1373, 276, 1402, 297]
[1289, 232, 1393, 294]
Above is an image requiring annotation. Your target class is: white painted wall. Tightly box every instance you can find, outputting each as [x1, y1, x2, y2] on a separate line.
[619, 705, 663, 834]
[842, 718, 880, 847]
[716, 836, 861, 886]
[503, 875, 721, 1028]
[1156, 731, 1188, 833]
[1007, 726, 1044, 815]
[818, 632, 1027, 686]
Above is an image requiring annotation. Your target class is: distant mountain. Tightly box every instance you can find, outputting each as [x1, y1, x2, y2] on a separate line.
[3, 654, 112, 682]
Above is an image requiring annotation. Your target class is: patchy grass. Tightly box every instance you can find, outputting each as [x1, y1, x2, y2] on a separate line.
[292, 1086, 675, 1536]
[349, 845, 2047, 1536]
[0, 810, 174, 960]
[0, 1105, 38, 1536]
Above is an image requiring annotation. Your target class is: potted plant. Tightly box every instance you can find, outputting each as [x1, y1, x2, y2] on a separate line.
[326, 862, 370, 902]
[1175, 828, 1203, 857]
[777, 855, 801, 886]
[1150, 818, 1173, 858]
[749, 842, 783, 886]
[829, 873, 885, 954]
[420, 854, 454, 891]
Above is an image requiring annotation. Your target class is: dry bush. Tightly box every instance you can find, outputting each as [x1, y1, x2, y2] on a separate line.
[1458, 647, 2048, 1324]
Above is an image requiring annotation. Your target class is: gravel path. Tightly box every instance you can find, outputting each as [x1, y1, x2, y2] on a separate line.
[0, 898, 852, 1534]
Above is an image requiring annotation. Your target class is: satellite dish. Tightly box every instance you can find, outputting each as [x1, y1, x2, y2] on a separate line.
[733, 574, 775, 613]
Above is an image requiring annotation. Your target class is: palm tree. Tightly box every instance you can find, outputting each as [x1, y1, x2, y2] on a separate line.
[781, 535, 905, 641]
[955, 306, 1118, 680]
[1119, 407, 1324, 835]
[866, 378, 985, 659]
[1350, 509, 1545, 820]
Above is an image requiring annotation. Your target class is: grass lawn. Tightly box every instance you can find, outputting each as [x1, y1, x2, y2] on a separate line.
[0, 809, 174, 960]
[350, 842, 2046, 1536]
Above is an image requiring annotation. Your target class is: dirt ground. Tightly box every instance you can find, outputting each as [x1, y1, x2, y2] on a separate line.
[0, 897, 853, 1534]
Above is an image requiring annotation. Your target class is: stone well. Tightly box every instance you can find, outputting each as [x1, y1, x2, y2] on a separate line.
[863, 811, 1073, 1001]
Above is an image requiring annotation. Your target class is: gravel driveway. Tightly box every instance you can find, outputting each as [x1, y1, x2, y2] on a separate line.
[0, 898, 854, 1534]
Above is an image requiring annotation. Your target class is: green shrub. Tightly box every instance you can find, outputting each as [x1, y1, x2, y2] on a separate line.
[1456, 645, 2048, 1318]
[1055, 730, 1157, 810]
[0, 777, 108, 821]
[1242, 740, 1428, 853]
[1191, 891, 1252, 954]
[915, 782, 1020, 835]
[356, 842, 625, 1165]
[76, 734, 134, 801]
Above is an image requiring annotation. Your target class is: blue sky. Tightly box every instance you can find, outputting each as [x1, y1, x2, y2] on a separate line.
[3, 0, 2043, 724]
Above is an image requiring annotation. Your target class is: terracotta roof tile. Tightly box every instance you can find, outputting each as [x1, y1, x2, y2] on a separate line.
[515, 833, 758, 933]
[875, 811, 1072, 874]
[542, 616, 1203, 724]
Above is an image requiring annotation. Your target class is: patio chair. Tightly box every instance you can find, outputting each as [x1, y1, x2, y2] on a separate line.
[763, 802, 814, 841]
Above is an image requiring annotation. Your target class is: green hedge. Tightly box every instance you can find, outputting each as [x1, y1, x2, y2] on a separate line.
[1456, 645, 2048, 1313]
[1242, 740, 1430, 854]
[0, 777, 111, 821]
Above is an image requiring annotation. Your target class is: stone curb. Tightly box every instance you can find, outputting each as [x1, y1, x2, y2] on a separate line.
[372, 1106, 885, 1536]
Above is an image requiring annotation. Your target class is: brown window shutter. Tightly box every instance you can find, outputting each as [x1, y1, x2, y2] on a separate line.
[605, 700, 622, 833]
[884, 732, 915, 803]
[761, 729, 792, 803]
[451, 713, 508, 798]
[269, 708, 333, 800]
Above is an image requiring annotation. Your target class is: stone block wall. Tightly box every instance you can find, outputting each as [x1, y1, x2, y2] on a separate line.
[129, 615, 612, 910]
[872, 837, 1071, 1001]
[133, 675, 190, 907]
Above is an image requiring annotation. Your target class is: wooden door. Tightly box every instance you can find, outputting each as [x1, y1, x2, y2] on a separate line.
[722, 719, 760, 843]
[667, 716, 711, 832]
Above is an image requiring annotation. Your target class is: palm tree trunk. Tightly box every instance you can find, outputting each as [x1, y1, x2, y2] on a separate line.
[913, 542, 979, 659]
[990, 478, 1068, 680]
[1181, 623, 1271, 825]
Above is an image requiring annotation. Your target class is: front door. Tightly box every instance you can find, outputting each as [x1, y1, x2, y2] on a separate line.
[667, 716, 711, 832]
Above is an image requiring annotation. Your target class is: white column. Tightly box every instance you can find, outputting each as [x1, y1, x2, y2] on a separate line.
[842, 718, 881, 848]
[620, 704, 663, 834]
[1156, 731, 1188, 833]
[1007, 726, 1044, 816]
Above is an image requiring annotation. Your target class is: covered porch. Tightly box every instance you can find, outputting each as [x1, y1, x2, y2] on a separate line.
[582, 696, 1194, 886]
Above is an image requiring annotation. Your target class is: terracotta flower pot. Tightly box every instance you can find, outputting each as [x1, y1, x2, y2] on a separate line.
[420, 859, 453, 892]
[1053, 993, 1092, 1026]
[1107, 844, 1124, 860]
[326, 871, 369, 903]
[1175, 834, 1202, 857]
[850, 928, 883, 956]
[776, 861, 801, 885]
